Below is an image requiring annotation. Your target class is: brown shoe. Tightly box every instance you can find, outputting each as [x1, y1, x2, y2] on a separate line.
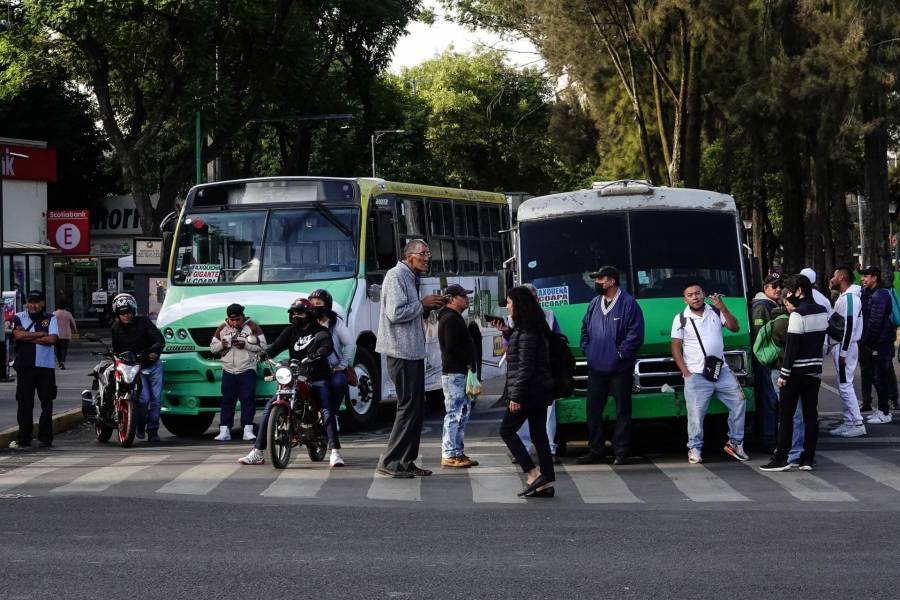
[441, 457, 469, 468]
[460, 454, 479, 466]
[409, 463, 433, 476]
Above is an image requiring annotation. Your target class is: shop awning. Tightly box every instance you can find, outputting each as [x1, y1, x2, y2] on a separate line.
[3, 241, 60, 253]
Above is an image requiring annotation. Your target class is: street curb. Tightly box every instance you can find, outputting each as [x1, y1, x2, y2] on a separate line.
[0, 407, 84, 448]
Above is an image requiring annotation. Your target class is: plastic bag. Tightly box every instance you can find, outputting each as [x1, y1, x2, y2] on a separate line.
[465, 369, 482, 400]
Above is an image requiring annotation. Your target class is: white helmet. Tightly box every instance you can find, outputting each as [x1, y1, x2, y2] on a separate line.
[112, 293, 137, 315]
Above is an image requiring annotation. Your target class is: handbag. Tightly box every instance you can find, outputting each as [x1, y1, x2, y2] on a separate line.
[689, 318, 723, 382]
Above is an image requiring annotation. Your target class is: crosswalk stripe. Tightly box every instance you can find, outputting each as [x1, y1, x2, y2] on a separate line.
[261, 466, 331, 498]
[366, 454, 421, 501]
[0, 456, 10, 463]
[563, 464, 642, 504]
[746, 461, 857, 502]
[820, 451, 900, 492]
[654, 461, 749, 502]
[468, 454, 526, 504]
[52, 454, 169, 493]
[156, 454, 241, 496]
[0, 456, 89, 492]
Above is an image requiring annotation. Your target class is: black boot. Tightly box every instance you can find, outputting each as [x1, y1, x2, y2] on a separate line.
[147, 429, 161, 443]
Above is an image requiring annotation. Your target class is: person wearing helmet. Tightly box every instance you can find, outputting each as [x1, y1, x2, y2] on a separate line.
[110, 293, 166, 442]
[238, 297, 334, 465]
[309, 289, 356, 467]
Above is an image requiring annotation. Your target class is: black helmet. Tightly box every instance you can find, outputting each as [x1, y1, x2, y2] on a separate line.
[308, 288, 333, 310]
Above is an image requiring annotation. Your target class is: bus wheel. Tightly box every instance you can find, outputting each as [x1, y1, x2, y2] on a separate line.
[344, 347, 380, 430]
[161, 413, 215, 437]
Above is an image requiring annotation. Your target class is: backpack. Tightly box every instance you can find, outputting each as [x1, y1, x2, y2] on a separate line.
[752, 314, 789, 367]
[547, 332, 576, 400]
[889, 288, 900, 328]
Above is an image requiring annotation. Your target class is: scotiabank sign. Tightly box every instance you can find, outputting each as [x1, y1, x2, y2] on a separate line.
[1, 145, 57, 182]
[48, 209, 90, 254]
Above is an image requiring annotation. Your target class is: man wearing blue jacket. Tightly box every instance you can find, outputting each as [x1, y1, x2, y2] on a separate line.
[577, 266, 645, 465]
[859, 266, 897, 424]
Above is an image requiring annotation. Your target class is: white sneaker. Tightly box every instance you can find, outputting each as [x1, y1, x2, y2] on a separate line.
[829, 422, 852, 436]
[214, 426, 231, 441]
[330, 449, 345, 468]
[833, 424, 867, 438]
[687, 448, 702, 464]
[238, 448, 265, 465]
[866, 411, 893, 424]
[243, 424, 256, 441]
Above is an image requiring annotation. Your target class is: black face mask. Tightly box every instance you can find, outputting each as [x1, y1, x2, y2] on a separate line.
[786, 294, 801, 307]
[312, 306, 326, 320]
[291, 314, 310, 327]
[594, 283, 605, 294]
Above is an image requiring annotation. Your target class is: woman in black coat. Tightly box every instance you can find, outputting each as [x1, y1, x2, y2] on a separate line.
[499, 286, 556, 498]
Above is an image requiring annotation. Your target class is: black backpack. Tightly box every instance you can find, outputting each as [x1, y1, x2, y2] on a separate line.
[547, 332, 576, 399]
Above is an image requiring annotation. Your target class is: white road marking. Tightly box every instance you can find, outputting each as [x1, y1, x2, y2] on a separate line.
[52, 454, 169, 493]
[747, 461, 857, 502]
[156, 454, 241, 495]
[367, 454, 421, 501]
[468, 454, 526, 504]
[818, 451, 900, 493]
[563, 464, 643, 504]
[653, 461, 749, 502]
[0, 456, 89, 492]
[261, 466, 331, 498]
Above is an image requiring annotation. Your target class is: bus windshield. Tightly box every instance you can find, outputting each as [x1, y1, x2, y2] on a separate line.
[172, 207, 359, 285]
[520, 210, 742, 302]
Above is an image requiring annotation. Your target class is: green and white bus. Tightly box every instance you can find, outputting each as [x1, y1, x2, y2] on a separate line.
[156, 177, 510, 436]
[513, 181, 754, 452]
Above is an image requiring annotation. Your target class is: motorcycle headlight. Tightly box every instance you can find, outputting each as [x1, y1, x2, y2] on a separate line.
[118, 363, 140, 384]
[275, 367, 293, 385]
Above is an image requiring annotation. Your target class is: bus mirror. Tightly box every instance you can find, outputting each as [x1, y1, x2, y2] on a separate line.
[160, 231, 173, 271]
[367, 283, 382, 303]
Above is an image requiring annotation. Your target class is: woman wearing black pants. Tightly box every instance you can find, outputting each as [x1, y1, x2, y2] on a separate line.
[499, 286, 556, 498]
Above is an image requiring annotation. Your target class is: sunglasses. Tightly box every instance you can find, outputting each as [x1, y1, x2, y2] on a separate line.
[411, 251, 432, 258]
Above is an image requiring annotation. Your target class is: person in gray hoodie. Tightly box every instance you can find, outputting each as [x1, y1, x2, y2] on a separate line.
[210, 303, 266, 441]
[375, 239, 446, 478]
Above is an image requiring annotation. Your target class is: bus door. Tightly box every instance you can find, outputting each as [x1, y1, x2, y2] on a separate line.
[365, 195, 399, 323]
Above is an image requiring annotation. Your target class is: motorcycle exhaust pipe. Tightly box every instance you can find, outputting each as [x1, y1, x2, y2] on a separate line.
[81, 390, 98, 421]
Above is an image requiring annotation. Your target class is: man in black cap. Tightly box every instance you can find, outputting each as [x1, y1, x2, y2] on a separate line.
[210, 303, 266, 441]
[751, 273, 783, 448]
[577, 266, 644, 465]
[438, 284, 479, 468]
[859, 266, 898, 423]
[10, 290, 58, 448]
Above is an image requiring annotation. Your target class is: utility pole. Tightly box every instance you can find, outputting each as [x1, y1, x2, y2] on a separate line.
[370, 130, 406, 177]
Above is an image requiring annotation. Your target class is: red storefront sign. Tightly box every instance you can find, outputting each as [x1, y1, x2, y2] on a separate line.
[47, 209, 90, 254]
[1, 145, 57, 182]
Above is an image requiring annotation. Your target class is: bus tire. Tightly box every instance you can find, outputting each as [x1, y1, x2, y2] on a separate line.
[161, 413, 215, 437]
[344, 347, 380, 430]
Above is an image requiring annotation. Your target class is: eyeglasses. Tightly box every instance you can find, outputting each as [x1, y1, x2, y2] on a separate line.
[411, 251, 432, 258]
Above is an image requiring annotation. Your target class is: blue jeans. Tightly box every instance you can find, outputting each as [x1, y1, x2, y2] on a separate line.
[684, 365, 746, 450]
[441, 373, 470, 458]
[255, 380, 336, 451]
[220, 370, 257, 428]
[771, 371, 803, 463]
[139, 360, 163, 431]
[755, 361, 779, 443]
[329, 369, 349, 415]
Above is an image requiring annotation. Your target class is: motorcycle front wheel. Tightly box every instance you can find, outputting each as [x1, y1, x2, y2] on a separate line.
[117, 396, 138, 448]
[96, 422, 113, 443]
[268, 405, 292, 469]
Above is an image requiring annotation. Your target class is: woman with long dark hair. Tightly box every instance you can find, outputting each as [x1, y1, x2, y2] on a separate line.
[499, 286, 556, 497]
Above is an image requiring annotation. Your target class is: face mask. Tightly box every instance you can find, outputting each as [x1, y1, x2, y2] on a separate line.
[594, 283, 605, 294]
[312, 306, 326, 319]
[786, 294, 801, 307]
[291, 314, 309, 327]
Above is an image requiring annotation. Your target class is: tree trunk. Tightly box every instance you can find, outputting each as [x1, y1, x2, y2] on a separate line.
[651, 70, 673, 185]
[668, 16, 689, 185]
[780, 131, 805, 273]
[829, 161, 853, 269]
[862, 91, 892, 278]
[682, 43, 702, 189]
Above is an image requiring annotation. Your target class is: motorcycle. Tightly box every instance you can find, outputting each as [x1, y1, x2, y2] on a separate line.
[80, 334, 144, 448]
[262, 357, 328, 469]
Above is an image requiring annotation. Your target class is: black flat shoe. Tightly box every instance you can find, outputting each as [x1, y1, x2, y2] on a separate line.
[518, 474, 550, 497]
[529, 486, 555, 498]
[408, 464, 432, 477]
[613, 456, 628, 466]
[576, 450, 605, 465]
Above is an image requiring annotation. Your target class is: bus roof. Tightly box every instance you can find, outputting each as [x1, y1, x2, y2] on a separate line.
[361, 179, 507, 204]
[517, 184, 738, 221]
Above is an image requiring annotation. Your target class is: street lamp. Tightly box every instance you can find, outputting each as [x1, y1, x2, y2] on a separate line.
[0, 147, 29, 381]
[370, 130, 405, 178]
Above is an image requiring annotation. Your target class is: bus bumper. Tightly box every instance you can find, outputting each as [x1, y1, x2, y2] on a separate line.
[555, 386, 756, 425]
[160, 352, 275, 416]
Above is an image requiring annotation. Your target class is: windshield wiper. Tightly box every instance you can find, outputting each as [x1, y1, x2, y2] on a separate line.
[313, 202, 352, 238]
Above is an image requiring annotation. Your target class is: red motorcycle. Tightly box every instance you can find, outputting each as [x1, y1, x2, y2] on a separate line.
[263, 357, 327, 469]
[82, 334, 143, 448]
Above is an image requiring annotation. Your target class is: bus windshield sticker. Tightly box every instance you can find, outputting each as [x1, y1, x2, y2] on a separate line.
[537, 285, 569, 307]
[638, 270, 650, 285]
[527, 260, 537, 269]
[184, 264, 222, 283]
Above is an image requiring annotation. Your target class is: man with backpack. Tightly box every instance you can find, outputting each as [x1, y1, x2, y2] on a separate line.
[751, 273, 783, 448]
[859, 266, 897, 425]
[577, 266, 644, 466]
[827, 268, 866, 437]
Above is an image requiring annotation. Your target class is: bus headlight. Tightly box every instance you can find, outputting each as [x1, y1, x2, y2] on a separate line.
[177, 328, 188, 340]
[164, 328, 174, 339]
[724, 351, 747, 375]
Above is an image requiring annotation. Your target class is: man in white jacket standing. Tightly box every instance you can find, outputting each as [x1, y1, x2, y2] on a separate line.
[827, 268, 866, 438]
[210, 303, 266, 441]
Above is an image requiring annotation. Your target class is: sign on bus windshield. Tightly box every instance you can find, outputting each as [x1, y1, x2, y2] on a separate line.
[192, 179, 357, 207]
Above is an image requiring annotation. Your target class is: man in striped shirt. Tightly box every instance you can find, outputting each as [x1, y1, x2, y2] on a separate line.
[761, 275, 829, 472]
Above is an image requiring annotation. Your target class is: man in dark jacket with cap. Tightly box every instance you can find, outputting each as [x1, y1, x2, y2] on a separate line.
[577, 266, 644, 465]
[11, 290, 58, 448]
[751, 273, 783, 448]
[859, 266, 898, 424]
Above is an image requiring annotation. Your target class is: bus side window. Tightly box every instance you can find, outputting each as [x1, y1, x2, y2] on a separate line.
[367, 200, 397, 273]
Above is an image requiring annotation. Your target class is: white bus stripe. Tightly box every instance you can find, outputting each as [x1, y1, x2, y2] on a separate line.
[156, 454, 241, 496]
[261, 467, 331, 498]
[563, 464, 642, 504]
[654, 461, 749, 502]
[52, 454, 169, 493]
[820, 451, 900, 492]
[366, 454, 421, 501]
[746, 461, 857, 502]
[468, 454, 526, 504]
[0, 456, 89, 491]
